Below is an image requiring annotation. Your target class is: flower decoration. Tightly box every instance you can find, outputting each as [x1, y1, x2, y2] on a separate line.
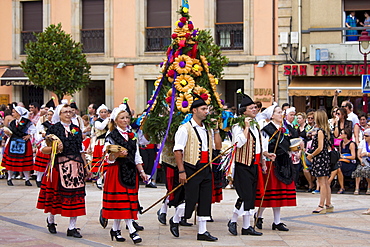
[71, 127, 80, 135]
[19, 120, 25, 126]
[208, 73, 217, 91]
[200, 55, 209, 73]
[174, 74, 195, 92]
[188, 21, 194, 30]
[159, 59, 167, 73]
[193, 86, 211, 104]
[171, 33, 178, 39]
[183, 7, 189, 13]
[176, 93, 193, 113]
[190, 59, 203, 77]
[236, 88, 243, 94]
[214, 92, 224, 108]
[174, 55, 193, 74]
[128, 132, 136, 140]
[180, 17, 187, 23]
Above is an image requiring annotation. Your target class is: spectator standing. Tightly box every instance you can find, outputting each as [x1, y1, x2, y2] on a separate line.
[29, 102, 41, 126]
[345, 11, 359, 41]
[88, 103, 98, 126]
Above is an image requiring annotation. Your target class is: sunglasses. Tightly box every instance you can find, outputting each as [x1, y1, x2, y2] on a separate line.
[365, 135, 370, 137]
[336, 113, 341, 115]
[307, 117, 314, 119]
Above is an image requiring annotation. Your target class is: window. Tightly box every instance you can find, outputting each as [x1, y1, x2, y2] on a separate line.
[343, 0, 370, 41]
[21, 1, 43, 54]
[81, 0, 104, 53]
[222, 80, 244, 113]
[146, 0, 171, 51]
[146, 80, 155, 103]
[215, 0, 243, 50]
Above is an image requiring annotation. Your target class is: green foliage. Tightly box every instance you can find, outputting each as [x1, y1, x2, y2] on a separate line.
[20, 23, 91, 101]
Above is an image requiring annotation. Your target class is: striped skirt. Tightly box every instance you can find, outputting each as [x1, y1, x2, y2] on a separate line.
[33, 149, 50, 172]
[102, 162, 139, 220]
[3, 139, 33, 172]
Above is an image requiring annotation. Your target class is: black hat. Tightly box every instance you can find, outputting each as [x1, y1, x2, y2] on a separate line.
[237, 89, 255, 107]
[123, 97, 131, 116]
[45, 97, 56, 108]
[191, 94, 207, 110]
[70, 99, 78, 109]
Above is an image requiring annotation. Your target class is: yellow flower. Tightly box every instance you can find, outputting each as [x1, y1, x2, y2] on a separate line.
[180, 80, 187, 86]
[183, 7, 189, 13]
[174, 55, 193, 74]
[174, 74, 195, 92]
[215, 78, 219, 85]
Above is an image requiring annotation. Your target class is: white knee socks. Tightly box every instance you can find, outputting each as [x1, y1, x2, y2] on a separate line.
[125, 219, 135, 233]
[112, 219, 121, 231]
[198, 218, 207, 234]
[231, 212, 239, 223]
[69, 216, 77, 230]
[23, 171, 30, 181]
[36, 171, 44, 182]
[160, 197, 169, 214]
[257, 207, 266, 218]
[7, 171, 13, 180]
[273, 207, 281, 224]
[48, 213, 55, 224]
[173, 203, 185, 223]
[242, 215, 251, 229]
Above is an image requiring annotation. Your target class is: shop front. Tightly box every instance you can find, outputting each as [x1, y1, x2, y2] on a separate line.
[284, 64, 368, 114]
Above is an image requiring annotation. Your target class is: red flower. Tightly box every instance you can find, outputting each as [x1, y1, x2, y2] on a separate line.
[180, 17, 187, 23]
[279, 127, 286, 133]
[188, 23, 194, 30]
[128, 132, 135, 139]
[165, 96, 172, 103]
[200, 94, 209, 101]
[171, 33, 178, 39]
[167, 70, 175, 77]
[185, 33, 191, 38]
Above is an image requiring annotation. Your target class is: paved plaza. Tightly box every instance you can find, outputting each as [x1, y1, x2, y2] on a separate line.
[1, 179, 370, 247]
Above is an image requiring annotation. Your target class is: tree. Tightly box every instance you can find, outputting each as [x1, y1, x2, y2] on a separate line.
[20, 23, 91, 101]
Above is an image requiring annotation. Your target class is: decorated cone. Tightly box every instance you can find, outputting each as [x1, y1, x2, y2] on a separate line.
[141, 3, 229, 177]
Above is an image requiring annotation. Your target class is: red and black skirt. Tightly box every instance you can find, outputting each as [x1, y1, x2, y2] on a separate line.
[102, 162, 139, 220]
[3, 139, 33, 172]
[36, 155, 86, 217]
[255, 161, 297, 208]
[33, 148, 50, 172]
[91, 143, 106, 173]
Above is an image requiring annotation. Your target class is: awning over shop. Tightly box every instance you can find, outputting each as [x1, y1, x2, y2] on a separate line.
[0, 69, 32, 86]
[288, 77, 362, 97]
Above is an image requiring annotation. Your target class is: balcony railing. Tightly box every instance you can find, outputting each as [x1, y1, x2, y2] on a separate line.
[81, 29, 104, 53]
[146, 27, 171, 52]
[215, 23, 243, 50]
[21, 31, 41, 54]
[301, 26, 370, 42]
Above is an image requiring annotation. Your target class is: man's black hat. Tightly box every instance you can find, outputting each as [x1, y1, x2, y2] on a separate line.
[45, 97, 56, 108]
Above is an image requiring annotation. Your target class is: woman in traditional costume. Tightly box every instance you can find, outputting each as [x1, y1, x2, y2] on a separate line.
[36, 104, 88, 238]
[255, 105, 297, 231]
[3, 105, 35, 186]
[102, 103, 149, 244]
[33, 108, 54, 187]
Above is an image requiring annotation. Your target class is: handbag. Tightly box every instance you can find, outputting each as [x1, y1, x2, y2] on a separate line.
[329, 149, 340, 165]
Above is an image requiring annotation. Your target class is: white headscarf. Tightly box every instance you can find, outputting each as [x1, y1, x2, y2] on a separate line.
[260, 102, 278, 120]
[51, 104, 67, 124]
[110, 104, 127, 121]
[13, 105, 29, 119]
[286, 107, 296, 115]
[97, 104, 109, 118]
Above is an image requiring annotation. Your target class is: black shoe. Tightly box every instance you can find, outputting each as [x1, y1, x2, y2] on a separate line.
[110, 229, 126, 242]
[25, 180, 32, 186]
[99, 209, 108, 228]
[129, 231, 142, 244]
[241, 226, 263, 236]
[145, 182, 157, 188]
[157, 209, 167, 225]
[254, 214, 263, 229]
[133, 220, 144, 231]
[36, 181, 42, 188]
[169, 217, 179, 237]
[197, 231, 218, 241]
[7, 180, 13, 186]
[179, 217, 193, 226]
[67, 228, 82, 238]
[272, 222, 289, 231]
[207, 216, 214, 222]
[46, 218, 57, 234]
[227, 220, 237, 236]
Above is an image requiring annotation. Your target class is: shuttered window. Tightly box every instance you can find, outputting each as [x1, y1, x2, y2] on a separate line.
[216, 0, 243, 23]
[81, 0, 104, 53]
[344, 0, 370, 11]
[147, 0, 171, 27]
[21, 1, 42, 54]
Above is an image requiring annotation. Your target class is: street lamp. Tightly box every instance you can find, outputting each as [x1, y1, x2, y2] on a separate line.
[359, 30, 370, 74]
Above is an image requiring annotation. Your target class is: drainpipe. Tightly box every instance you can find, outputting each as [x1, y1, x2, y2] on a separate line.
[272, 0, 276, 102]
[298, 0, 302, 61]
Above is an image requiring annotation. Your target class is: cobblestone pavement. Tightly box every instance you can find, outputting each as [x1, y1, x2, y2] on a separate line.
[0, 179, 370, 247]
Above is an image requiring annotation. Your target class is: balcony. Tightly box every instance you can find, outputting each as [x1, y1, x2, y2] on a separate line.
[21, 31, 41, 54]
[146, 27, 171, 52]
[215, 23, 243, 50]
[81, 29, 104, 53]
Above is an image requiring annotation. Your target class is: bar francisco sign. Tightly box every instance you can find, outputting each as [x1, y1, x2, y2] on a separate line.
[283, 64, 370, 76]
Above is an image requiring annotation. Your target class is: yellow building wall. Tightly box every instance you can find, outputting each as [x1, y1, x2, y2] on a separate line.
[50, 0, 72, 32]
[0, 1, 13, 60]
[113, 0, 136, 57]
[114, 66, 136, 110]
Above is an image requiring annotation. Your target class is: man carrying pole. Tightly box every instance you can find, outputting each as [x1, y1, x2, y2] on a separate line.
[170, 97, 221, 241]
[227, 91, 264, 236]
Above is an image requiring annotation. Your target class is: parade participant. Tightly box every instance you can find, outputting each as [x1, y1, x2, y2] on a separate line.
[3, 105, 35, 186]
[137, 127, 157, 188]
[33, 108, 54, 187]
[70, 99, 85, 131]
[36, 103, 89, 238]
[170, 97, 221, 241]
[255, 106, 297, 231]
[91, 104, 109, 175]
[284, 107, 299, 138]
[306, 109, 333, 214]
[227, 92, 263, 236]
[102, 103, 149, 244]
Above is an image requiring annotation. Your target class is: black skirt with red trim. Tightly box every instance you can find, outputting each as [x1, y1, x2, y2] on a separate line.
[164, 162, 185, 208]
[36, 158, 86, 217]
[211, 163, 223, 203]
[102, 162, 139, 220]
[3, 140, 33, 172]
[255, 161, 297, 208]
[33, 149, 50, 172]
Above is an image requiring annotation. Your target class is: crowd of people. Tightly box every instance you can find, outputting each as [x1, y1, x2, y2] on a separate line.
[1, 88, 370, 243]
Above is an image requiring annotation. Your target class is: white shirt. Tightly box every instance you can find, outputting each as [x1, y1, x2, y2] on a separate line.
[104, 126, 143, 165]
[137, 129, 150, 146]
[231, 122, 264, 155]
[94, 118, 109, 130]
[347, 112, 359, 128]
[173, 118, 213, 152]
